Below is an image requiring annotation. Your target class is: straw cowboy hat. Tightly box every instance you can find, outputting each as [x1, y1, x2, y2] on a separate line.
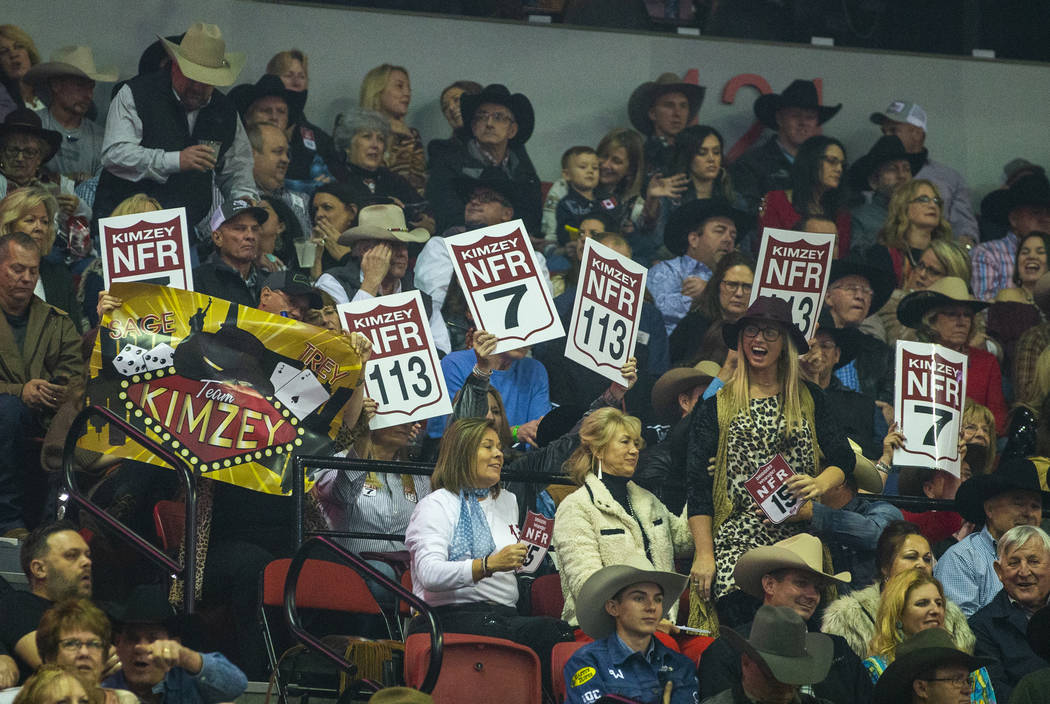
[650, 360, 721, 422]
[575, 557, 688, 640]
[848, 439, 884, 494]
[159, 22, 245, 87]
[627, 73, 705, 135]
[754, 80, 841, 131]
[338, 204, 430, 246]
[896, 276, 989, 330]
[722, 605, 834, 685]
[871, 628, 994, 704]
[733, 533, 851, 599]
[23, 45, 118, 85]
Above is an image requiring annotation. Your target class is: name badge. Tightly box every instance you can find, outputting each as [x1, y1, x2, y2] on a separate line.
[361, 486, 377, 498]
[301, 127, 317, 151]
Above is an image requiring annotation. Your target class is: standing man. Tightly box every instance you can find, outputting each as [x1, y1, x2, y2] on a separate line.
[730, 80, 841, 215]
[564, 558, 698, 704]
[627, 72, 705, 179]
[95, 23, 257, 236]
[0, 233, 81, 537]
[870, 100, 979, 243]
[247, 122, 310, 236]
[23, 46, 118, 181]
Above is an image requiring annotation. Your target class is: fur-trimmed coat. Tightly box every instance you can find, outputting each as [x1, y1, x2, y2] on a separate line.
[821, 582, 976, 657]
[552, 473, 693, 626]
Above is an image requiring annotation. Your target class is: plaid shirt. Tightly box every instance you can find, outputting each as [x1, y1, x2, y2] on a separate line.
[933, 526, 1000, 616]
[971, 231, 1017, 301]
[1014, 322, 1050, 405]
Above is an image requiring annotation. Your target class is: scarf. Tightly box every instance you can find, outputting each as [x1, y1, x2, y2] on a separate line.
[448, 488, 496, 562]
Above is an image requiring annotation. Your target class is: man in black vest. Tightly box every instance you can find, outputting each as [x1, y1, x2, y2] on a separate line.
[96, 23, 257, 239]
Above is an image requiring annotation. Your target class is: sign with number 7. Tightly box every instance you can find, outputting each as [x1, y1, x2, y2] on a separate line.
[893, 341, 968, 476]
[444, 220, 565, 353]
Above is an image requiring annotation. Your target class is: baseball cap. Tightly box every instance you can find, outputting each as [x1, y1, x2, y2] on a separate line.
[869, 100, 927, 131]
[209, 198, 269, 232]
[262, 270, 324, 310]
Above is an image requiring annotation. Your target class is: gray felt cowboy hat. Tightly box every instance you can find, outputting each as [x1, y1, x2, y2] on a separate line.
[159, 22, 245, 87]
[338, 204, 430, 246]
[722, 605, 834, 685]
[733, 533, 851, 599]
[871, 628, 994, 704]
[575, 556, 688, 640]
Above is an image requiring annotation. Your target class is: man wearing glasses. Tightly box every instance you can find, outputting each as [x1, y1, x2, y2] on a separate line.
[426, 84, 542, 240]
[871, 627, 993, 704]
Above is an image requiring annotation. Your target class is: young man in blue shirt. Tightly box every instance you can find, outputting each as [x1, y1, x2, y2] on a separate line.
[564, 558, 697, 704]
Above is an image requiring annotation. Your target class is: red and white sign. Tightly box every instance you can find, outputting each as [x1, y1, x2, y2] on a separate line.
[99, 207, 195, 290]
[564, 238, 647, 385]
[338, 291, 452, 430]
[744, 454, 802, 524]
[518, 510, 552, 575]
[749, 228, 835, 340]
[444, 220, 564, 353]
[893, 341, 968, 476]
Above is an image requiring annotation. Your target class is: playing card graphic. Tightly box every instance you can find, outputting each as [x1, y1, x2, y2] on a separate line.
[141, 343, 175, 372]
[113, 344, 147, 376]
[274, 369, 330, 419]
[269, 362, 299, 392]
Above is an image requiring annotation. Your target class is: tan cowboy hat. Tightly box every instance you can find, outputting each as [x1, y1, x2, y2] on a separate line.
[722, 606, 834, 686]
[896, 276, 989, 329]
[733, 533, 850, 599]
[575, 556, 688, 640]
[23, 46, 118, 86]
[650, 361, 720, 422]
[848, 439, 884, 494]
[338, 204, 431, 246]
[159, 22, 245, 87]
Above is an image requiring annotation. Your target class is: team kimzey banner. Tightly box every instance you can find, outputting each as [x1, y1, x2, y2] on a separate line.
[81, 283, 363, 495]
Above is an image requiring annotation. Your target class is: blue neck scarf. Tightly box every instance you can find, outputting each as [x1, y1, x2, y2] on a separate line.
[449, 488, 496, 562]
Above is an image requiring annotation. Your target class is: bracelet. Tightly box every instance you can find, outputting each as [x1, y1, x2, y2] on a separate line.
[482, 556, 490, 577]
[875, 460, 892, 474]
[511, 425, 519, 442]
[472, 364, 493, 379]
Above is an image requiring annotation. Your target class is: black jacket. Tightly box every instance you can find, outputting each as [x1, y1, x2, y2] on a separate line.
[850, 330, 894, 405]
[632, 416, 690, 514]
[820, 375, 879, 459]
[969, 588, 1047, 702]
[321, 259, 432, 317]
[729, 134, 793, 214]
[192, 253, 261, 308]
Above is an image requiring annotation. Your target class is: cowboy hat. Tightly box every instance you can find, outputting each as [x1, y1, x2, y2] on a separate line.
[453, 169, 519, 211]
[722, 296, 809, 354]
[848, 135, 910, 192]
[896, 276, 989, 330]
[0, 108, 62, 163]
[871, 628, 994, 704]
[663, 199, 748, 257]
[159, 22, 245, 87]
[722, 605, 834, 685]
[627, 73, 705, 136]
[733, 533, 851, 599]
[754, 80, 841, 131]
[339, 204, 430, 246]
[1033, 271, 1050, 316]
[813, 309, 861, 370]
[981, 171, 1050, 228]
[848, 439, 884, 493]
[650, 361, 720, 422]
[575, 557, 688, 640]
[230, 74, 291, 120]
[262, 270, 323, 310]
[23, 46, 119, 86]
[459, 84, 535, 145]
[954, 457, 1048, 525]
[827, 259, 895, 318]
[104, 584, 183, 634]
[172, 323, 277, 396]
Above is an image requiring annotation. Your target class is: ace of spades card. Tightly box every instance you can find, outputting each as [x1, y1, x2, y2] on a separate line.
[270, 365, 330, 419]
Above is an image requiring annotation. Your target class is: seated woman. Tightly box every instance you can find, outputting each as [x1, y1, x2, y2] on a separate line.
[993, 232, 1048, 305]
[14, 665, 90, 704]
[862, 569, 995, 703]
[822, 520, 974, 658]
[685, 296, 855, 630]
[257, 194, 305, 272]
[359, 64, 426, 194]
[758, 136, 850, 255]
[867, 179, 952, 287]
[987, 232, 1048, 374]
[437, 80, 481, 138]
[668, 251, 755, 366]
[552, 407, 693, 629]
[0, 25, 43, 112]
[404, 417, 575, 696]
[877, 239, 970, 346]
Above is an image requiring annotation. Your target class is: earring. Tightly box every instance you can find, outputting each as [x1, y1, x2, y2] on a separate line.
[597, 457, 603, 480]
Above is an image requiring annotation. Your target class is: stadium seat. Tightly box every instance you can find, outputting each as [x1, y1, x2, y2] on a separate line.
[404, 632, 542, 704]
[529, 572, 565, 619]
[551, 640, 585, 703]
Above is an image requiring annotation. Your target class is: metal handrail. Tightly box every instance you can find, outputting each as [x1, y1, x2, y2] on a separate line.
[283, 536, 444, 693]
[61, 404, 199, 612]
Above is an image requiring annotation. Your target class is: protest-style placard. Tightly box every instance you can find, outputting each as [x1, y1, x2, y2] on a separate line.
[338, 290, 452, 430]
[444, 220, 564, 353]
[563, 238, 647, 386]
[744, 454, 802, 524]
[893, 341, 968, 476]
[749, 228, 835, 340]
[99, 207, 195, 290]
[518, 510, 553, 575]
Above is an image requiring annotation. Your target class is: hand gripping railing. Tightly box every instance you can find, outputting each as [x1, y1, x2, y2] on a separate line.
[61, 404, 199, 613]
[283, 536, 444, 693]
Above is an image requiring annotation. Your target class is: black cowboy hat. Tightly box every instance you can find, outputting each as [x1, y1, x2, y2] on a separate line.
[104, 584, 183, 634]
[722, 295, 809, 353]
[981, 172, 1050, 229]
[230, 73, 291, 120]
[172, 323, 277, 396]
[871, 628, 994, 704]
[0, 108, 62, 163]
[954, 457, 1049, 525]
[459, 84, 534, 145]
[896, 276, 989, 330]
[848, 135, 910, 192]
[754, 80, 841, 131]
[663, 199, 749, 257]
[627, 73, 705, 136]
[827, 259, 895, 318]
[452, 169, 519, 211]
[814, 309, 861, 369]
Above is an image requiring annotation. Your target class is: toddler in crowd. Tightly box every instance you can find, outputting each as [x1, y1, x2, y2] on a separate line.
[555, 146, 602, 244]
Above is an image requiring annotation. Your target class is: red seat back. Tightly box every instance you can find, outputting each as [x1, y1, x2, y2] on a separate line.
[153, 500, 185, 554]
[399, 569, 414, 616]
[529, 572, 565, 619]
[262, 558, 382, 615]
[404, 633, 541, 704]
[552, 641, 585, 703]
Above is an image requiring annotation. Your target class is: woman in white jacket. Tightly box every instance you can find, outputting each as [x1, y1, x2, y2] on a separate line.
[552, 407, 694, 629]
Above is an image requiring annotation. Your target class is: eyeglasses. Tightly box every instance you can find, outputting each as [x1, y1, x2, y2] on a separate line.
[961, 423, 991, 436]
[59, 638, 105, 652]
[821, 156, 847, 169]
[473, 111, 514, 125]
[2, 146, 42, 160]
[922, 674, 974, 690]
[468, 190, 510, 206]
[721, 281, 753, 294]
[742, 325, 782, 342]
[914, 261, 945, 276]
[910, 195, 944, 206]
[832, 284, 874, 297]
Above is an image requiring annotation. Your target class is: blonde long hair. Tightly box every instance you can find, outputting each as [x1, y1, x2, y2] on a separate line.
[869, 570, 955, 661]
[0, 186, 58, 252]
[724, 323, 805, 433]
[877, 179, 953, 252]
[359, 64, 409, 113]
[563, 407, 643, 485]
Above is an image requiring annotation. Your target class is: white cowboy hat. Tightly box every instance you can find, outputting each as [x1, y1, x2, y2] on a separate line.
[338, 204, 430, 246]
[159, 22, 245, 87]
[23, 46, 119, 85]
[733, 533, 850, 599]
[575, 556, 688, 640]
